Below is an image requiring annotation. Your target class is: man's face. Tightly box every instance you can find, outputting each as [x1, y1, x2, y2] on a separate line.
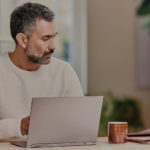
[25, 18, 57, 64]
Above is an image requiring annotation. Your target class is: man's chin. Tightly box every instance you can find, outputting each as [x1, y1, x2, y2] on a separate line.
[39, 57, 51, 65]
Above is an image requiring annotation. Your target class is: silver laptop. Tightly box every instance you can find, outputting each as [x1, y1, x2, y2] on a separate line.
[11, 96, 103, 148]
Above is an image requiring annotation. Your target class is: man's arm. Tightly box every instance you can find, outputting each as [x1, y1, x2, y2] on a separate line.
[63, 63, 84, 97]
[0, 118, 22, 138]
[0, 116, 30, 138]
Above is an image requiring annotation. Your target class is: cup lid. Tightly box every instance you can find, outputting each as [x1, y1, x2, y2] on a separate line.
[108, 121, 128, 124]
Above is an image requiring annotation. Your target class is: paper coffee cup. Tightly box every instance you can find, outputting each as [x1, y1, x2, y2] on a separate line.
[108, 122, 128, 144]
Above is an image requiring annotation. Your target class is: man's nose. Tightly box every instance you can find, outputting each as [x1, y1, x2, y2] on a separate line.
[49, 39, 56, 50]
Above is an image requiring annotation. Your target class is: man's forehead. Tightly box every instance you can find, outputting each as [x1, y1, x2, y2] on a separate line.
[30, 18, 56, 36]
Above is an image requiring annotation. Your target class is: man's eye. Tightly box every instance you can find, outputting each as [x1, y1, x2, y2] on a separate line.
[43, 38, 49, 41]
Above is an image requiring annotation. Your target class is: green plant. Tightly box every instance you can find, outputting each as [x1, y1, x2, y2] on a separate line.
[99, 92, 144, 136]
[137, 0, 150, 29]
[137, 0, 150, 16]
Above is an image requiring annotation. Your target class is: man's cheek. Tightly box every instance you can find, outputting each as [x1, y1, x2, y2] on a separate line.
[34, 47, 43, 56]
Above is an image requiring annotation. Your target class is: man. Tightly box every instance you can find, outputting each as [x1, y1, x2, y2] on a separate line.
[0, 2, 83, 138]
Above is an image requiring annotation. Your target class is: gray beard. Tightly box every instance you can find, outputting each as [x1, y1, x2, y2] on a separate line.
[27, 55, 42, 64]
[27, 49, 54, 64]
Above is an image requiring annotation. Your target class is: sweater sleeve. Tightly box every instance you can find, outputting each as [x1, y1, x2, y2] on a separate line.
[0, 118, 22, 138]
[63, 63, 84, 97]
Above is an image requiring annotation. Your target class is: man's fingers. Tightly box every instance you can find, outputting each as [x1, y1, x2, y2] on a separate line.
[21, 116, 30, 135]
[22, 126, 29, 135]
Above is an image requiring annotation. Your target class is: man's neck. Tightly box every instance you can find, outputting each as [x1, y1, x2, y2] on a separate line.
[9, 46, 40, 71]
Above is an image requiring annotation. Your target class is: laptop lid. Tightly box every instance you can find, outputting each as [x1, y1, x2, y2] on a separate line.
[27, 96, 103, 148]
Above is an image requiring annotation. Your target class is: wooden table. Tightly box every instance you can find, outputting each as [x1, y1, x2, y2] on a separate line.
[0, 137, 149, 150]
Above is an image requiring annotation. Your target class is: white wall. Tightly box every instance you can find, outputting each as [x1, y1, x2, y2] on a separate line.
[87, 0, 150, 127]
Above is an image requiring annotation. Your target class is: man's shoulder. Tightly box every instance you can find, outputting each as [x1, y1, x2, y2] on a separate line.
[0, 53, 9, 77]
[0, 53, 8, 65]
[0, 52, 6, 58]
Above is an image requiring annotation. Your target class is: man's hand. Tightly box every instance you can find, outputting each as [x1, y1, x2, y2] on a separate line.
[20, 116, 30, 135]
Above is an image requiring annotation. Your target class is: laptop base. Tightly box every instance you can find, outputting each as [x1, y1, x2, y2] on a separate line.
[11, 141, 96, 148]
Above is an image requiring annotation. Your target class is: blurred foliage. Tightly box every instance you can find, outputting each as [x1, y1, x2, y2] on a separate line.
[137, 0, 150, 29]
[98, 92, 144, 136]
[137, 0, 150, 16]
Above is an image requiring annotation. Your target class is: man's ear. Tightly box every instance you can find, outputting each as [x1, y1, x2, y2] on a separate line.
[16, 33, 28, 49]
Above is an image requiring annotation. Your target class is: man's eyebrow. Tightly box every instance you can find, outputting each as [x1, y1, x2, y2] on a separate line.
[43, 32, 58, 38]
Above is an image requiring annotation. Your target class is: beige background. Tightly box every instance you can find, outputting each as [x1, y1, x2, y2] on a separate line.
[87, 0, 150, 128]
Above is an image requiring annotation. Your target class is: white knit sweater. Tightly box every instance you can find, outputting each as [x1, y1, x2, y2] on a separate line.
[0, 53, 83, 138]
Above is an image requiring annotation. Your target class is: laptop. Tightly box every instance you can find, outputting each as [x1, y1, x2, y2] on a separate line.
[11, 96, 103, 148]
